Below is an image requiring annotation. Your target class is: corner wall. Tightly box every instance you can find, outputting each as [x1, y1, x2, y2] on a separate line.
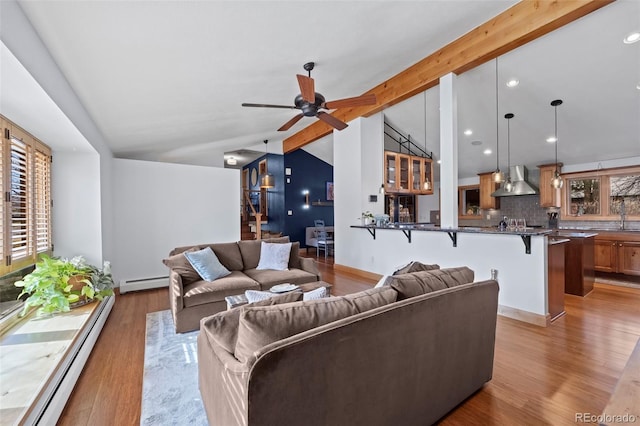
[112, 159, 240, 282]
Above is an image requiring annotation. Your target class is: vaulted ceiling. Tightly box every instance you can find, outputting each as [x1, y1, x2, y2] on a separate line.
[6, 1, 640, 176]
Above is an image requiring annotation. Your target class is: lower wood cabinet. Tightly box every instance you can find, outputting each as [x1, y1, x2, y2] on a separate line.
[595, 237, 640, 276]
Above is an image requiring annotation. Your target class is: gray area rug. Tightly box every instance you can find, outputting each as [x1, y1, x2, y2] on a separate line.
[141, 310, 208, 425]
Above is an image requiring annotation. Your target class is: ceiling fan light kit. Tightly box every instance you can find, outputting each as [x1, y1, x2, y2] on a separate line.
[242, 62, 377, 132]
[550, 99, 564, 189]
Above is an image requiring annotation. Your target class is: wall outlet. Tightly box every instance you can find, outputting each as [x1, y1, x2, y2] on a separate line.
[486, 214, 491, 220]
[287, 210, 293, 216]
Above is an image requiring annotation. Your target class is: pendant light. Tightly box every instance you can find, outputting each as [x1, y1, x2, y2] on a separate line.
[550, 99, 563, 189]
[260, 139, 275, 189]
[503, 113, 514, 192]
[422, 91, 432, 191]
[492, 58, 504, 183]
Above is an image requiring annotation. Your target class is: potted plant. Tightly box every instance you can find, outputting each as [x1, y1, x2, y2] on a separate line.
[360, 211, 375, 226]
[14, 254, 114, 316]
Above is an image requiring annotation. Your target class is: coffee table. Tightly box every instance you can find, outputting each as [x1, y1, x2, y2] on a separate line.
[225, 281, 332, 310]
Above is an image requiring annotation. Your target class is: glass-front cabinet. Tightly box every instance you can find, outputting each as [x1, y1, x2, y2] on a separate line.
[384, 151, 433, 195]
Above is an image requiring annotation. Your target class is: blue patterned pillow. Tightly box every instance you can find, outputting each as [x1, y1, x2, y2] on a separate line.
[184, 247, 231, 281]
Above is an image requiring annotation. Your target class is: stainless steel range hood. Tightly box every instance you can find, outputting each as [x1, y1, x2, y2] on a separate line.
[491, 165, 539, 197]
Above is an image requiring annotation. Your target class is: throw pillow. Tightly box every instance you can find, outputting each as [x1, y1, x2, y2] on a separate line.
[184, 247, 231, 281]
[201, 291, 303, 354]
[245, 289, 277, 303]
[392, 261, 440, 275]
[256, 242, 292, 271]
[303, 286, 327, 301]
[162, 247, 201, 284]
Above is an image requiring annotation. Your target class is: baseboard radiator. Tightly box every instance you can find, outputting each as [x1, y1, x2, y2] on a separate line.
[119, 276, 169, 294]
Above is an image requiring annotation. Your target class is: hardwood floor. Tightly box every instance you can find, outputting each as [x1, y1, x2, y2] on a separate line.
[59, 259, 640, 426]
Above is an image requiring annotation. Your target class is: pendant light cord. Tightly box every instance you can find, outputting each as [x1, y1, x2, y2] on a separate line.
[554, 106, 558, 174]
[495, 58, 499, 171]
[507, 116, 511, 171]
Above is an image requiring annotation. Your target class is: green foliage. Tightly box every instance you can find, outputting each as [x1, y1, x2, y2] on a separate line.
[14, 254, 114, 317]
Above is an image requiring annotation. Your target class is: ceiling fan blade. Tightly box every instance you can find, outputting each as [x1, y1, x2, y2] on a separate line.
[278, 114, 304, 131]
[323, 93, 377, 110]
[242, 103, 297, 109]
[317, 111, 348, 131]
[296, 74, 315, 103]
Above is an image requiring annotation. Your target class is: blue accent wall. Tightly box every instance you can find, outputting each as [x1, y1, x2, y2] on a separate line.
[243, 153, 285, 235]
[284, 149, 334, 247]
[243, 150, 333, 247]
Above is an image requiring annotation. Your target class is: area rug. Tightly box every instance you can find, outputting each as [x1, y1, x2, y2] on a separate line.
[141, 310, 208, 425]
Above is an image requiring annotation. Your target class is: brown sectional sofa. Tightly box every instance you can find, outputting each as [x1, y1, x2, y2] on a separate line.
[165, 237, 320, 333]
[198, 266, 499, 426]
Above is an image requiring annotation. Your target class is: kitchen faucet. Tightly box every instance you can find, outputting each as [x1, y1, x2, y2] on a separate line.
[620, 199, 626, 230]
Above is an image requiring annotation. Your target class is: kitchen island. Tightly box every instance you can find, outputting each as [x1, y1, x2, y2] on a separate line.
[347, 224, 556, 326]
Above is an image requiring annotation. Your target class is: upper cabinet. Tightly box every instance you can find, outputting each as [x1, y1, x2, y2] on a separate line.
[478, 172, 500, 210]
[384, 151, 433, 195]
[538, 163, 562, 208]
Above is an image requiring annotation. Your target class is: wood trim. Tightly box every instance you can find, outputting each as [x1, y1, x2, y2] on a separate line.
[283, 0, 612, 153]
[333, 263, 383, 281]
[498, 304, 550, 327]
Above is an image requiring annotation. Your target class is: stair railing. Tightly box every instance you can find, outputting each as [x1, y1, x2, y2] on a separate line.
[243, 190, 262, 240]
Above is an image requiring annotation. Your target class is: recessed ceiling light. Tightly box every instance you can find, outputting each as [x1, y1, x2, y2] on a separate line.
[637, 83, 640, 90]
[483, 149, 492, 155]
[226, 156, 237, 165]
[464, 129, 473, 136]
[546, 136, 557, 143]
[623, 31, 640, 44]
[506, 79, 519, 88]
[471, 140, 482, 146]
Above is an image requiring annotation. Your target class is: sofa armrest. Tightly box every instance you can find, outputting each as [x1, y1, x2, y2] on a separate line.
[299, 257, 320, 279]
[168, 270, 185, 314]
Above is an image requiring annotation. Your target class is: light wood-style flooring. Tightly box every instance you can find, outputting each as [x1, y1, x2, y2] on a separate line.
[59, 255, 640, 425]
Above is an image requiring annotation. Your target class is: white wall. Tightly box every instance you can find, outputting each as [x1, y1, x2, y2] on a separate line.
[1, 0, 115, 264]
[334, 114, 385, 269]
[112, 159, 240, 282]
[52, 152, 103, 266]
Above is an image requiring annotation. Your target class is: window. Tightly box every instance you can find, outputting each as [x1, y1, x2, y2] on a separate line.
[0, 116, 52, 316]
[562, 166, 640, 220]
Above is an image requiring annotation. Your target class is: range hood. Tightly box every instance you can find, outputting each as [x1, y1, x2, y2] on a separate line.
[491, 165, 539, 197]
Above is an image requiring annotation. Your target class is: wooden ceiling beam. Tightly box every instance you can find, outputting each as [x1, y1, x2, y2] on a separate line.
[283, 0, 614, 153]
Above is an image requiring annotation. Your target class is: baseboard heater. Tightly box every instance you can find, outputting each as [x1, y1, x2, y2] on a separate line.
[119, 276, 169, 294]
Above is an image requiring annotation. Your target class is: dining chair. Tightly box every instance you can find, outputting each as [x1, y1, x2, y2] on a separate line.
[314, 219, 334, 259]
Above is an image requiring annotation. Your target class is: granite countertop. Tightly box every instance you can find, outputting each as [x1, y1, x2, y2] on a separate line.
[351, 224, 553, 236]
[552, 230, 599, 238]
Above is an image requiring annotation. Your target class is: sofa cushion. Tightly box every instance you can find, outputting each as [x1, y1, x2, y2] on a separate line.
[162, 247, 201, 284]
[288, 242, 301, 269]
[388, 267, 475, 300]
[244, 268, 318, 289]
[200, 291, 303, 354]
[183, 271, 260, 307]
[209, 242, 245, 271]
[184, 247, 231, 281]
[256, 242, 292, 271]
[234, 287, 397, 364]
[238, 236, 290, 270]
[393, 261, 440, 275]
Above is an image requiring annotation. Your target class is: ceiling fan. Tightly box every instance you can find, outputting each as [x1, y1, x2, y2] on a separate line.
[242, 62, 377, 131]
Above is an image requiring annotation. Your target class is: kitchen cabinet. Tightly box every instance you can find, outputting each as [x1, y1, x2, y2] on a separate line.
[478, 172, 500, 210]
[538, 163, 563, 208]
[384, 151, 433, 195]
[562, 234, 595, 296]
[595, 232, 640, 276]
[548, 238, 569, 321]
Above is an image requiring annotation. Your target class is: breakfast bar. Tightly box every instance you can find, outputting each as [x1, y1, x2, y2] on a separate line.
[347, 224, 557, 326]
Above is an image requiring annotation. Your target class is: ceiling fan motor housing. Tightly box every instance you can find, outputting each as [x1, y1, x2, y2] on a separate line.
[295, 93, 326, 117]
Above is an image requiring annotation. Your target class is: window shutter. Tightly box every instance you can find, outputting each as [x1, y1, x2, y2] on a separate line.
[9, 136, 33, 263]
[34, 148, 51, 253]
